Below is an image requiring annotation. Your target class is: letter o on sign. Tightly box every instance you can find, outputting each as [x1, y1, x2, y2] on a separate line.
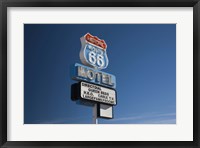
[87, 70, 95, 80]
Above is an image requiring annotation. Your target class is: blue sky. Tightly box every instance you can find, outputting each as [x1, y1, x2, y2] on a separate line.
[24, 24, 176, 124]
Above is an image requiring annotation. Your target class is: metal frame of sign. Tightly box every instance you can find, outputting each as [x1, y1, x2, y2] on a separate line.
[71, 83, 79, 101]
[71, 83, 95, 106]
[1, 1, 200, 147]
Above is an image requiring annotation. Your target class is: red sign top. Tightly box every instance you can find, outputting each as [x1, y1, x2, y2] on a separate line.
[85, 33, 107, 50]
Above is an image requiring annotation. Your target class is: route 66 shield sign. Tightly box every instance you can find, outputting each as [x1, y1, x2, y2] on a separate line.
[79, 33, 109, 70]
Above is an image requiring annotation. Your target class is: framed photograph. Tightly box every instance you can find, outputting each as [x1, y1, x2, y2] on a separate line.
[0, 0, 199, 147]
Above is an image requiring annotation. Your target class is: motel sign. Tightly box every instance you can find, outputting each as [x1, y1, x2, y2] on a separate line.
[71, 33, 117, 122]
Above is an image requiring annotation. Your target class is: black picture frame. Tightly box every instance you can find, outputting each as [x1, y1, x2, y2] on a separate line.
[0, 0, 199, 148]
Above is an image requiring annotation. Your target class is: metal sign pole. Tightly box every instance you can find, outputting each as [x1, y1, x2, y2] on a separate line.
[92, 66, 98, 124]
[93, 103, 98, 124]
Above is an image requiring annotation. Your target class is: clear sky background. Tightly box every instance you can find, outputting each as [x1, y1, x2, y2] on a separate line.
[24, 24, 176, 124]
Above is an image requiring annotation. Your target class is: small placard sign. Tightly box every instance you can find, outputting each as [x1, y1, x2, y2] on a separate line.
[97, 104, 113, 119]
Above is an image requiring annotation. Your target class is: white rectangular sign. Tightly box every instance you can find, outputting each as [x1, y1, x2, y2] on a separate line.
[80, 81, 116, 105]
[98, 104, 113, 119]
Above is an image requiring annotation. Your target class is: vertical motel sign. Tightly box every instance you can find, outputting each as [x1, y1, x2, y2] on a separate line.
[71, 33, 117, 120]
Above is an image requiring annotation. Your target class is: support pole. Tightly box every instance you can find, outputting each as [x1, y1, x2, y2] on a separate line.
[92, 67, 98, 124]
[93, 103, 98, 124]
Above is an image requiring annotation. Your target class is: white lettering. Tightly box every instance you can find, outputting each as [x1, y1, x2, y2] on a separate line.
[77, 65, 115, 87]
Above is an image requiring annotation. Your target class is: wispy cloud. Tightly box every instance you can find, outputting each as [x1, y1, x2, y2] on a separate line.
[104, 112, 176, 124]
[28, 112, 176, 124]
[32, 116, 89, 124]
[111, 115, 148, 121]
[149, 119, 176, 124]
